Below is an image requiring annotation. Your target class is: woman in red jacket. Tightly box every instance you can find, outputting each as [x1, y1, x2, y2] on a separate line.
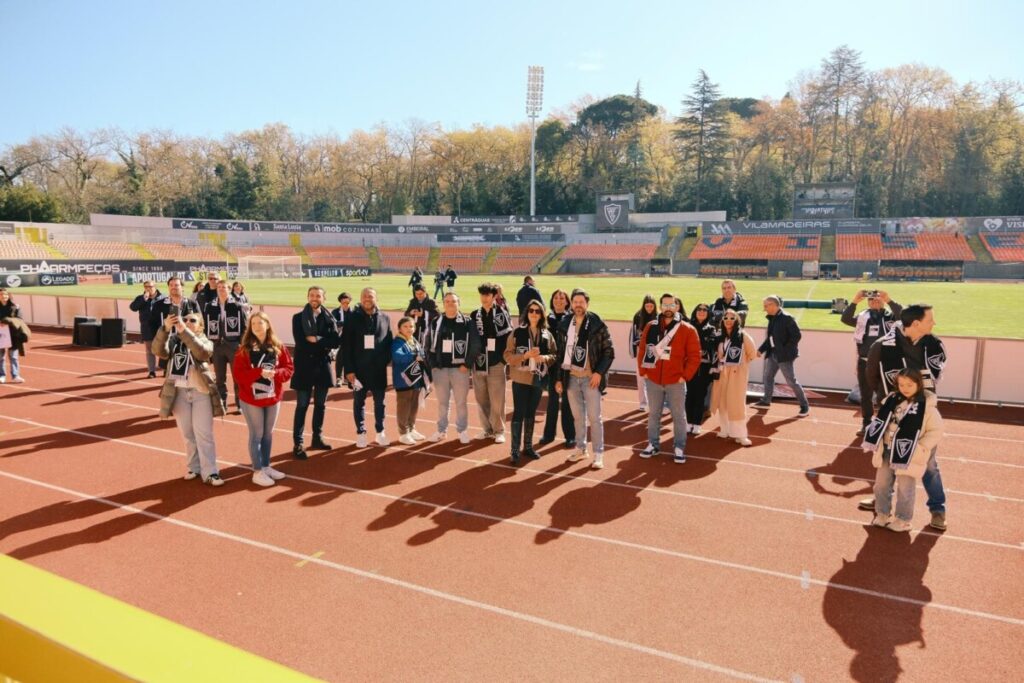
[233, 312, 294, 487]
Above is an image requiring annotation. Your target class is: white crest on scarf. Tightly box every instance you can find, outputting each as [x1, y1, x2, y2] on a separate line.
[895, 438, 914, 461]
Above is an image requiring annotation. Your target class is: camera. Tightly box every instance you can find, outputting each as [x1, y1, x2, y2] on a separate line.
[862, 290, 879, 299]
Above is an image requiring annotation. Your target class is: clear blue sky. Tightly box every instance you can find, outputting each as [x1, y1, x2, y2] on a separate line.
[2, 0, 1021, 147]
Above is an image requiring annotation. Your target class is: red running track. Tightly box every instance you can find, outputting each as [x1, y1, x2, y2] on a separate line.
[1, 331, 1023, 681]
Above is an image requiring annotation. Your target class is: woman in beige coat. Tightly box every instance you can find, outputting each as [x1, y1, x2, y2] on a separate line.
[153, 311, 226, 486]
[709, 309, 757, 446]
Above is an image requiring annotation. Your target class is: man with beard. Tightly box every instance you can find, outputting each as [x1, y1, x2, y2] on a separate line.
[637, 294, 701, 463]
[290, 286, 341, 459]
[554, 289, 615, 469]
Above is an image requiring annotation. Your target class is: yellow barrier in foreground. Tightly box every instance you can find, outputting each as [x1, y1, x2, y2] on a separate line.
[0, 555, 319, 682]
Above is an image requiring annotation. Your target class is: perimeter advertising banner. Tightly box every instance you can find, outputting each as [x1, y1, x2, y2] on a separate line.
[0, 272, 79, 288]
[171, 219, 562, 234]
[0, 259, 177, 274]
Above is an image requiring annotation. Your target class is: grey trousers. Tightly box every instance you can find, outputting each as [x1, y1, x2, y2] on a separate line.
[211, 340, 239, 405]
[434, 367, 471, 433]
[473, 363, 507, 436]
[172, 388, 218, 480]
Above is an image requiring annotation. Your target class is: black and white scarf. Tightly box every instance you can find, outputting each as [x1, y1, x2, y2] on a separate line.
[862, 393, 926, 470]
[249, 348, 278, 401]
[853, 309, 892, 348]
[640, 316, 682, 369]
[562, 314, 592, 371]
[205, 299, 243, 342]
[168, 336, 194, 384]
[473, 306, 511, 370]
[513, 326, 549, 379]
[432, 313, 471, 365]
[878, 325, 946, 392]
[698, 324, 717, 364]
[399, 340, 433, 395]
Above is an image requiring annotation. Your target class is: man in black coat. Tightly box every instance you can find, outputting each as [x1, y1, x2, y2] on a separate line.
[755, 295, 809, 416]
[344, 287, 393, 448]
[840, 288, 902, 433]
[291, 286, 341, 459]
[129, 280, 162, 377]
[194, 271, 220, 310]
[405, 285, 439, 348]
[710, 279, 749, 326]
[444, 265, 457, 290]
[515, 276, 543, 315]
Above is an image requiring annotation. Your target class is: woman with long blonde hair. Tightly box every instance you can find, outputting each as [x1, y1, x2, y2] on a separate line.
[233, 312, 294, 487]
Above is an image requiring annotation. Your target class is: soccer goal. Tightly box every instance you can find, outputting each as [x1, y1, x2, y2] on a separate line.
[236, 255, 304, 279]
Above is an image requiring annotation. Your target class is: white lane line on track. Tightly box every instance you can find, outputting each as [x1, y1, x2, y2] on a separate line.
[0, 468, 784, 683]
[3, 413, 1024, 626]
[4, 381, 1024, 549]
[24, 347, 1024, 442]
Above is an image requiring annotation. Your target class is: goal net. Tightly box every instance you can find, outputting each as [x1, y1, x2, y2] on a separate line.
[236, 255, 303, 279]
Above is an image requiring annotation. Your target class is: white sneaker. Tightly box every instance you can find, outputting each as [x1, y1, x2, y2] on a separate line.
[375, 432, 389, 447]
[872, 513, 890, 528]
[183, 471, 199, 481]
[458, 431, 471, 444]
[356, 433, 368, 448]
[567, 449, 587, 463]
[11, 376, 24, 384]
[399, 433, 416, 445]
[429, 431, 446, 442]
[410, 430, 426, 441]
[493, 433, 506, 444]
[735, 437, 753, 447]
[692, 425, 702, 435]
[887, 518, 913, 533]
[263, 466, 286, 480]
[0, 377, 5, 384]
[591, 454, 604, 469]
[252, 471, 275, 487]
[717, 431, 730, 439]
[639, 444, 659, 458]
[673, 448, 687, 464]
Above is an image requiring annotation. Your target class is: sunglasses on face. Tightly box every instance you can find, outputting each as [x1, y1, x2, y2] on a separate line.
[723, 316, 738, 321]
[183, 317, 200, 324]
[527, 308, 542, 314]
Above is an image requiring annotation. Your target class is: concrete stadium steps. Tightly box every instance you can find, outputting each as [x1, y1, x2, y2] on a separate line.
[819, 234, 836, 262]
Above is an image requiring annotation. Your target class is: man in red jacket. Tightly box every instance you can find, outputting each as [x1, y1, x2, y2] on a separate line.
[637, 293, 701, 463]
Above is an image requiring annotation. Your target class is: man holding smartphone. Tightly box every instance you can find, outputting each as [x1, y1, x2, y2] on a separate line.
[840, 289, 902, 434]
[150, 277, 200, 367]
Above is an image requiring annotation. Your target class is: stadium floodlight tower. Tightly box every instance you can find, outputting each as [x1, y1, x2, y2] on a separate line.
[526, 65, 544, 217]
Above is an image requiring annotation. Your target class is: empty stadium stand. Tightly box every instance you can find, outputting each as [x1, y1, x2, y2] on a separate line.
[689, 235, 821, 261]
[147, 243, 226, 262]
[231, 246, 301, 258]
[837, 233, 975, 261]
[49, 240, 139, 260]
[490, 246, 552, 273]
[698, 263, 770, 279]
[562, 244, 658, 261]
[377, 247, 430, 272]
[0, 238, 55, 260]
[436, 247, 490, 274]
[304, 246, 372, 267]
[980, 233, 1024, 262]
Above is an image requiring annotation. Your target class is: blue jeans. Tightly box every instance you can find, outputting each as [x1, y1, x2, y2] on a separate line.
[0, 348, 19, 379]
[645, 380, 687, 452]
[874, 448, 916, 521]
[762, 356, 809, 410]
[293, 385, 329, 445]
[566, 375, 604, 454]
[353, 386, 387, 434]
[921, 447, 946, 514]
[240, 401, 280, 469]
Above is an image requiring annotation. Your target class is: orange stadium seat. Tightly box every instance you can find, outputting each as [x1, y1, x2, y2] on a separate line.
[378, 247, 430, 272]
[304, 246, 371, 266]
[49, 240, 140, 260]
[147, 243, 225, 262]
[690, 235, 820, 261]
[0, 238, 55, 260]
[491, 246, 552, 273]
[562, 244, 658, 261]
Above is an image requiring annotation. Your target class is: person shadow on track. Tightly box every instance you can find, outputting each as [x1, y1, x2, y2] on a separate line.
[822, 527, 939, 683]
[805, 437, 876, 500]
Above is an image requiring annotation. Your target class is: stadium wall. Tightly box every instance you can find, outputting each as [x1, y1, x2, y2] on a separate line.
[560, 259, 654, 275]
[15, 293, 1022, 404]
[964, 263, 1024, 279]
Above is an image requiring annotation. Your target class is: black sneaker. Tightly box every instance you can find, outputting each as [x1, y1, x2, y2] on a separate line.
[293, 444, 308, 460]
[310, 438, 331, 451]
[563, 440, 576, 450]
[147, 371, 157, 379]
[798, 406, 810, 417]
[537, 436, 555, 446]
[754, 400, 771, 408]
[856, 425, 866, 436]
